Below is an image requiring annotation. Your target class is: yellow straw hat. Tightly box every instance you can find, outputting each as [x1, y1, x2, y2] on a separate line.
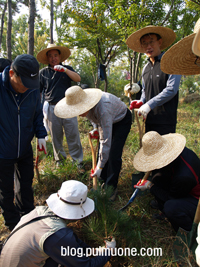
[54, 85, 102, 119]
[126, 25, 176, 53]
[161, 18, 200, 75]
[133, 131, 186, 172]
[37, 43, 71, 64]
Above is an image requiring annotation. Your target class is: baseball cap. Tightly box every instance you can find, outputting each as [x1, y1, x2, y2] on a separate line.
[12, 54, 39, 89]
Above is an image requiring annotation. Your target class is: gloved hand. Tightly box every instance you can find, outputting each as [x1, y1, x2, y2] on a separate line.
[134, 179, 152, 191]
[91, 166, 102, 178]
[105, 237, 116, 249]
[137, 103, 151, 118]
[54, 65, 67, 72]
[38, 138, 47, 154]
[124, 83, 141, 96]
[130, 100, 143, 110]
[89, 128, 99, 139]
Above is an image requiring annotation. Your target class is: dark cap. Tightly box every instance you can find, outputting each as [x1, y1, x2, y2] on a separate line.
[0, 58, 11, 72]
[12, 54, 39, 89]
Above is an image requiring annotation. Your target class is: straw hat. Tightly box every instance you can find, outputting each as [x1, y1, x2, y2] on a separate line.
[161, 18, 200, 75]
[133, 131, 186, 172]
[192, 18, 200, 57]
[54, 85, 102, 119]
[46, 180, 95, 220]
[37, 43, 71, 64]
[126, 26, 176, 53]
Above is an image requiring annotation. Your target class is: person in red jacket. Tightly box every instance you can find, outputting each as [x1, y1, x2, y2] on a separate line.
[133, 131, 200, 233]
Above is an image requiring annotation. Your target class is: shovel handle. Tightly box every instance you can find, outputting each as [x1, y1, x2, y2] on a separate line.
[88, 134, 99, 190]
[134, 108, 146, 148]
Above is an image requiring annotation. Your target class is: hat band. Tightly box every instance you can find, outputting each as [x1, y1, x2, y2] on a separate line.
[57, 193, 86, 205]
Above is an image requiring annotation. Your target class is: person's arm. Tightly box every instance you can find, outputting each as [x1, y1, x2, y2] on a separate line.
[146, 74, 181, 110]
[54, 65, 81, 82]
[43, 228, 111, 267]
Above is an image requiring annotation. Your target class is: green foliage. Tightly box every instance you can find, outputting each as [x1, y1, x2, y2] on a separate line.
[179, 75, 200, 97]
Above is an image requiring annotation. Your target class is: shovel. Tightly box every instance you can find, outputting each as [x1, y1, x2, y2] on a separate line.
[34, 138, 41, 183]
[173, 198, 200, 266]
[88, 133, 99, 190]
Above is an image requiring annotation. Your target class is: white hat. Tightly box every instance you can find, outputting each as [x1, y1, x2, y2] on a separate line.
[54, 85, 102, 119]
[46, 180, 95, 220]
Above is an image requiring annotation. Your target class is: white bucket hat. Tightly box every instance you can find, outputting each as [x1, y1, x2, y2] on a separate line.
[54, 85, 102, 119]
[133, 131, 186, 172]
[46, 180, 95, 220]
[37, 43, 71, 64]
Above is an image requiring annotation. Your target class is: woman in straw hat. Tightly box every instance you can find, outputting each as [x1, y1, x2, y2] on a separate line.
[54, 85, 132, 201]
[133, 131, 200, 233]
[0, 180, 115, 266]
[37, 44, 83, 168]
[126, 25, 181, 135]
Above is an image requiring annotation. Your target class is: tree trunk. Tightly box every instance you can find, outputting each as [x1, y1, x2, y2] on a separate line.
[28, 0, 35, 55]
[50, 0, 54, 43]
[0, 2, 7, 52]
[7, 0, 12, 60]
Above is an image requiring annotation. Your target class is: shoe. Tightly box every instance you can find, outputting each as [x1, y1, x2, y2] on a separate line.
[152, 213, 166, 221]
[109, 188, 118, 202]
[150, 199, 159, 209]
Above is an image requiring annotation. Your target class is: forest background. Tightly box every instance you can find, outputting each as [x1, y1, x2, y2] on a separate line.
[1, 1, 200, 266]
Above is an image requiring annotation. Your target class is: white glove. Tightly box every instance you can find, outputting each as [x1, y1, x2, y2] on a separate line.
[54, 65, 67, 73]
[105, 237, 116, 249]
[91, 166, 102, 178]
[38, 138, 47, 154]
[124, 83, 140, 96]
[137, 103, 151, 118]
[134, 179, 152, 191]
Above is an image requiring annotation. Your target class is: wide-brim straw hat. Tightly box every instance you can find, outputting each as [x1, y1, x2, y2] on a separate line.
[54, 85, 102, 119]
[46, 180, 95, 220]
[133, 131, 186, 172]
[126, 26, 176, 53]
[37, 43, 71, 64]
[161, 18, 200, 75]
[192, 18, 200, 57]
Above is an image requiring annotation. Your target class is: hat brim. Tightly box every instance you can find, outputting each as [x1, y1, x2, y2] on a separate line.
[160, 33, 200, 75]
[37, 46, 71, 64]
[126, 26, 176, 53]
[20, 74, 40, 90]
[192, 29, 200, 57]
[133, 133, 186, 172]
[46, 193, 95, 220]
[54, 89, 102, 119]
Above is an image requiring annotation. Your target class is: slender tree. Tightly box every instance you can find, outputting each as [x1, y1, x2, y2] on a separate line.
[50, 0, 53, 43]
[7, 0, 12, 60]
[0, 1, 7, 54]
[28, 0, 35, 55]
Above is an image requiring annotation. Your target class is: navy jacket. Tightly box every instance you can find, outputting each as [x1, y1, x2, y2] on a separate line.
[0, 66, 47, 159]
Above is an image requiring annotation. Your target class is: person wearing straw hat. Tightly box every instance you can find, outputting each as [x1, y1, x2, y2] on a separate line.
[133, 131, 200, 232]
[37, 44, 83, 168]
[54, 85, 132, 201]
[126, 26, 181, 135]
[0, 180, 115, 266]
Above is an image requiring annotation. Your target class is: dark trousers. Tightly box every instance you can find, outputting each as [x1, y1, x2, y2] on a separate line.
[150, 185, 198, 232]
[101, 109, 132, 189]
[0, 149, 34, 231]
[145, 123, 176, 135]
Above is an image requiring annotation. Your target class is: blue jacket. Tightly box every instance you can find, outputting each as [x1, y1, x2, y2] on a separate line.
[0, 66, 47, 159]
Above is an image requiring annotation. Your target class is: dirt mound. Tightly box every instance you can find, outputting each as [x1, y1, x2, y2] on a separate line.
[183, 93, 200, 103]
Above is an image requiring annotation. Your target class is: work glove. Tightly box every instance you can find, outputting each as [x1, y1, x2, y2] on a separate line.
[91, 166, 102, 178]
[124, 83, 141, 96]
[130, 100, 143, 110]
[38, 138, 47, 154]
[134, 179, 152, 191]
[54, 65, 67, 72]
[89, 128, 99, 139]
[137, 103, 151, 118]
[105, 237, 116, 249]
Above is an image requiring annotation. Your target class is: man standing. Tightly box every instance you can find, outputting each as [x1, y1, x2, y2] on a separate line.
[37, 44, 83, 167]
[0, 54, 47, 231]
[127, 26, 181, 135]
